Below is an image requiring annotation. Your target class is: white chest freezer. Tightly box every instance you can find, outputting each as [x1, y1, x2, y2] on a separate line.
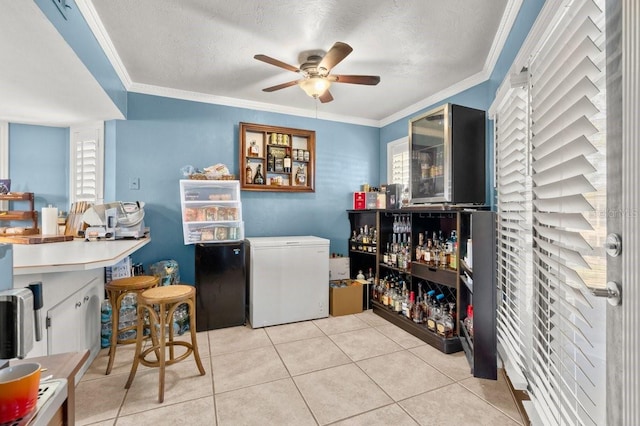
[246, 236, 329, 328]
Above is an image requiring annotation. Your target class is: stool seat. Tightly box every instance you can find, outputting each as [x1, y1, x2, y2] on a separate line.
[104, 275, 159, 375]
[139, 284, 194, 305]
[105, 275, 159, 291]
[125, 283, 205, 403]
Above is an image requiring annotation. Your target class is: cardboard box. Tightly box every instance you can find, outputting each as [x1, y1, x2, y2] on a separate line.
[353, 192, 366, 210]
[329, 280, 363, 316]
[365, 192, 378, 209]
[329, 257, 350, 280]
[376, 193, 386, 209]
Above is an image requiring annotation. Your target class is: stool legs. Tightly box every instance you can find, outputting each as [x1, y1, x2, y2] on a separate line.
[105, 289, 122, 375]
[126, 296, 205, 403]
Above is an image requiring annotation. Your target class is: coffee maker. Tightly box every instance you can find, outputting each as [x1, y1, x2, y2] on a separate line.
[0, 244, 42, 369]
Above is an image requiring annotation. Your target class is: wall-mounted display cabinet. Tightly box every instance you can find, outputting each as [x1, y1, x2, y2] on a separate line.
[239, 122, 315, 192]
[346, 207, 497, 379]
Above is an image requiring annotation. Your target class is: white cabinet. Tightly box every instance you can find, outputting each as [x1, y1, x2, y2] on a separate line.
[47, 276, 102, 382]
[179, 179, 244, 245]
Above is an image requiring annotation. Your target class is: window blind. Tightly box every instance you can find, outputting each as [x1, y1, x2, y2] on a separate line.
[387, 137, 409, 188]
[528, 0, 606, 424]
[495, 83, 533, 380]
[70, 123, 104, 204]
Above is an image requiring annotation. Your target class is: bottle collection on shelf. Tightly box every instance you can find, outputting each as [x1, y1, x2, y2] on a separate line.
[414, 229, 458, 270]
[382, 214, 412, 271]
[350, 225, 377, 253]
[373, 276, 460, 339]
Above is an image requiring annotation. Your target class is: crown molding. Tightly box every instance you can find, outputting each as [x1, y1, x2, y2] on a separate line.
[75, 0, 133, 89]
[128, 83, 381, 127]
[379, 71, 490, 127]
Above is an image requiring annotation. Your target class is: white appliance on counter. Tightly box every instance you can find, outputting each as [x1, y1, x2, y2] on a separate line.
[246, 236, 329, 328]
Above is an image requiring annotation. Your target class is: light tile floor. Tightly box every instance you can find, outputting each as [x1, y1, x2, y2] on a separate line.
[76, 310, 524, 425]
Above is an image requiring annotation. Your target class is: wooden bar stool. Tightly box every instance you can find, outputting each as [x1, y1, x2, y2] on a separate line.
[104, 275, 159, 375]
[125, 284, 205, 403]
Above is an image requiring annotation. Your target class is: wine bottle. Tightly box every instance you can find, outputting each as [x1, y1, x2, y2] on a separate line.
[284, 149, 292, 173]
[253, 164, 265, 185]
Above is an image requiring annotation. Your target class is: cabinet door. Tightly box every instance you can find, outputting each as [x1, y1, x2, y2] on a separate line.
[47, 277, 101, 359]
[47, 291, 82, 355]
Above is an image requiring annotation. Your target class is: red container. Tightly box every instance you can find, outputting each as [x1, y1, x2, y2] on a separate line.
[353, 192, 366, 210]
[0, 363, 41, 423]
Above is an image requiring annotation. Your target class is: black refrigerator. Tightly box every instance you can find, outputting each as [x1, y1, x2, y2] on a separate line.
[194, 242, 246, 331]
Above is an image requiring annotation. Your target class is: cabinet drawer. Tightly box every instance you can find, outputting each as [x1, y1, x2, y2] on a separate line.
[411, 261, 457, 288]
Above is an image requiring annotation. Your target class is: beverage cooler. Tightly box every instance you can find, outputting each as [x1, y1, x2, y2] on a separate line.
[409, 103, 486, 204]
[194, 242, 246, 331]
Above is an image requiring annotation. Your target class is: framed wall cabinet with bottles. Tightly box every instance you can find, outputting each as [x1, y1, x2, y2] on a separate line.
[239, 122, 315, 192]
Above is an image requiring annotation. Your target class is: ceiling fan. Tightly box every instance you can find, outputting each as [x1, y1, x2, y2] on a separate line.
[254, 42, 380, 103]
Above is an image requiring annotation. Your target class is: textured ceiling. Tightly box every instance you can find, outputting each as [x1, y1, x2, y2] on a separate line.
[0, 0, 513, 127]
[86, 0, 511, 125]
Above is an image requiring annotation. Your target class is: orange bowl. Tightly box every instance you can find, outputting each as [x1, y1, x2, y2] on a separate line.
[0, 362, 41, 423]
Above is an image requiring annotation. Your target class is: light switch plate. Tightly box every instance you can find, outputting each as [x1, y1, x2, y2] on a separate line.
[129, 177, 140, 190]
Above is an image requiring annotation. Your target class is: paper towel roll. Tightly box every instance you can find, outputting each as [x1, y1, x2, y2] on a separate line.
[42, 206, 58, 235]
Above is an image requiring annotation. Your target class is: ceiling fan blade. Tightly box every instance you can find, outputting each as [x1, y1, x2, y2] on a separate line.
[262, 80, 300, 92]
[329, 75, 381, 85]
[254, 54, 300, 73]
[318, 42, 353, 73]
[319, 90, 334, 103]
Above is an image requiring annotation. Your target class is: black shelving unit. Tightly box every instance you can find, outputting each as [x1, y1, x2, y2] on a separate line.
[458, 211, 497, 379]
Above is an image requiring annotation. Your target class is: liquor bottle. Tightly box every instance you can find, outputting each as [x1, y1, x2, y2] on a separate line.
[437, 303, 454, 338]
[295, 165, 306, 184]
[253, 164, 265, 185]
[267, 150, 275, 172]
[245, 162, 253, 184]
[393, 286, 402, 313]
[416, 232, 424, 261]
[449, 231, 458, 270]
[426, 297, 439, 333]
[248, 140, 259, 157]
[367, 268, 375, 283]
[464, 305, 474, 338]
[383, 243, 390, 264]
[356, 270, 365, 280]
[424, 237, 432, 264]
[405, 291, 415, 319]
[284, 149, 292, 173]
[412, 294, 423, 323]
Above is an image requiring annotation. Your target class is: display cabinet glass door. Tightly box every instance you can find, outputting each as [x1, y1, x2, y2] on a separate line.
[409, 105, 450, 203]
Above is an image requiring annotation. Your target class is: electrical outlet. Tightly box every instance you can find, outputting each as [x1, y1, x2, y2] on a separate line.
[129, 177, 140, 190]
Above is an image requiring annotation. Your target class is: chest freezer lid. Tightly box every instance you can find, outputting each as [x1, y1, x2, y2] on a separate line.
[245, 236, 329, 248]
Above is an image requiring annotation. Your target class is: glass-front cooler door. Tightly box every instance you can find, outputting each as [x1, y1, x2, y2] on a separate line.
[409, 105, 449, 203]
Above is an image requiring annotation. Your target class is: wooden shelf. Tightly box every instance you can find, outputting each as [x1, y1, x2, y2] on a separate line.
[0, 192, 39, 235]
[240, 122, 315, 192]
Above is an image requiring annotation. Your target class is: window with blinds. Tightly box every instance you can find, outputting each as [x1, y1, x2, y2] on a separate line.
[495, 83, 533, 382]
[387, 137, 409, 188]
[70, 123, 104, 204]
[494, 0, 607, 424]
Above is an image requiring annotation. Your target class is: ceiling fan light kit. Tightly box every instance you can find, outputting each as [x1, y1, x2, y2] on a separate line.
[299, 77, 331, 98]
[255, 42, 380, 103]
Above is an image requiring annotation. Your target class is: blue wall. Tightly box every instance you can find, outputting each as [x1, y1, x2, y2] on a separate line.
[8, 123, 68, 214]
[113, 93, 379, 283]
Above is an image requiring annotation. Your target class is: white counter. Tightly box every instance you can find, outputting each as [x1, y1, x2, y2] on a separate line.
[12, 237, 150, 368]
[13, 237, 150, 275]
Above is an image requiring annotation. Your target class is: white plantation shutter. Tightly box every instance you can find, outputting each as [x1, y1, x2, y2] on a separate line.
[70, 122, 104, 204]
[494, 83, 533, 380]
[528, 0, 606, 424]
[387, 137, 409, 188]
